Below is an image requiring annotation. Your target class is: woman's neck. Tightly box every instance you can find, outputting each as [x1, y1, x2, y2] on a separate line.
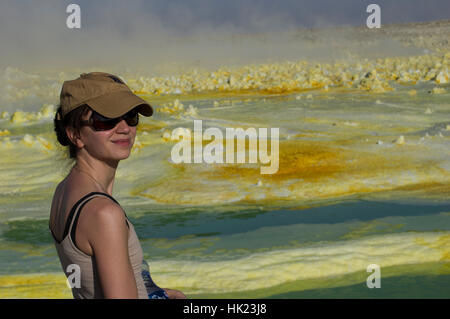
[72, 157, 118, 195]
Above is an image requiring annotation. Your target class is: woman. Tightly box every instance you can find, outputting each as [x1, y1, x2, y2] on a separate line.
[49, 72, 186, 299]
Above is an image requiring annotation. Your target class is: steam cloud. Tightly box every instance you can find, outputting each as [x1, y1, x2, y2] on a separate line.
[0, 0, 448, 73]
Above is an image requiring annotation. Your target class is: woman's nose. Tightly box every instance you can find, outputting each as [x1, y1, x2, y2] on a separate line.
[115, 119, 131, 132]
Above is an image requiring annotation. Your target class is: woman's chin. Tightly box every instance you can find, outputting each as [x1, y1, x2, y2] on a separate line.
[117, 151, 132, 160]
[101, 150, 132, 162]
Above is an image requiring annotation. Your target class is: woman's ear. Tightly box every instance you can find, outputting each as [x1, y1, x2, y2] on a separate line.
[66, 126, 84, 149]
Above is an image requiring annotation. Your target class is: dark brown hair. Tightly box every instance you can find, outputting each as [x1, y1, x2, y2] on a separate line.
[54, 104, 91, 159]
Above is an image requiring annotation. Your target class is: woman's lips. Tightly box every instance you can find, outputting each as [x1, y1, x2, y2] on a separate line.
[112, 139, 130, 146]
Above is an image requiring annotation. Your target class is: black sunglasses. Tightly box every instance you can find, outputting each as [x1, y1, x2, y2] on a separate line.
[81, 109, 139, 131]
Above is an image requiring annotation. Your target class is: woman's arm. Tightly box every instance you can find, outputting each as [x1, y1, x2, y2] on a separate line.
[85, 201, 139, 298]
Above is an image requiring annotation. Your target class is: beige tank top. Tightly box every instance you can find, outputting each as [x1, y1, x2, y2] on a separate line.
[49, 192, 159, 299]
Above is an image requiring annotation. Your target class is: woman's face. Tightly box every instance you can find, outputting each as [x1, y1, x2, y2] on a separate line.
[75, 109, 137, 163]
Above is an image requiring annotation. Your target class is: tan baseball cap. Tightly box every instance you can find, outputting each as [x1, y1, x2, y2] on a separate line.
[58, 72, 153, 119]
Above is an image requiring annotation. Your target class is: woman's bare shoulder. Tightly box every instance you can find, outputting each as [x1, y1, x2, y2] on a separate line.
[77, 196, 128, 251]
[83, 196, 124, 215]
[77, 196, 127, 229]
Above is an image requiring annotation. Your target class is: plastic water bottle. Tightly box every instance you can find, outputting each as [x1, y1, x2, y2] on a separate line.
[141, 259, 169, 299]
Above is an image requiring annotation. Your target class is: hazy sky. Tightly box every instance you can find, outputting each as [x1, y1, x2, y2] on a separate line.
[123, 0, 448, 31]
[1, 0, 448, 72]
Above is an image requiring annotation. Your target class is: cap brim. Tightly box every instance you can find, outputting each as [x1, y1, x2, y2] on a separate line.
[86, 90, 153, 118]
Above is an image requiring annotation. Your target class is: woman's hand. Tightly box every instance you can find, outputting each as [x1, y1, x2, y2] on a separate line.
[162, 288, 187, 299]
